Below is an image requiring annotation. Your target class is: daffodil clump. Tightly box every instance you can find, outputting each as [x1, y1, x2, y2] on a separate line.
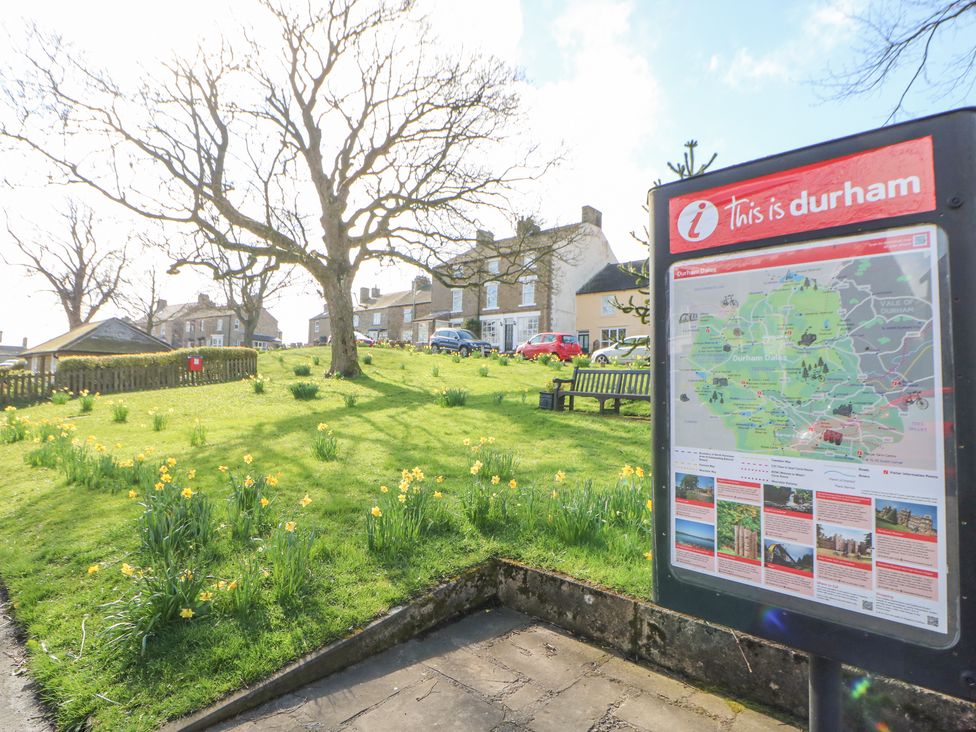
[139, 461, 215, 562]
[311, 422, 338, 461]
[365, 465, 446, 555]
[248, 373, 270, 394]
[0, 405, 29, 444]
[438, 387, 467, 407]
[109, 400, 129, 423]
[78, 389, 98, 413]
[223, 457, 280, 542]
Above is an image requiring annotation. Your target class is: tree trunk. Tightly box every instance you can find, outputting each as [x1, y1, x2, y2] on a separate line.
[243, 321, 257, 349]
[318, 272, 361, 378]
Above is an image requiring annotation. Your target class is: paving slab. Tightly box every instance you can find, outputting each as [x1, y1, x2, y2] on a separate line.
[211, 610, 802, 732]
[0, 597, 51, 732]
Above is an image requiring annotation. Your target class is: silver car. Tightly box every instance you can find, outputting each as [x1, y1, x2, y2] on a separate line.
[591, 336, 650, 365]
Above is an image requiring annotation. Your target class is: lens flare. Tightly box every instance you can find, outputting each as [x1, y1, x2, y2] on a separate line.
[759, 607, 787, 634]
[850, 676, 872, 700]
[875, 723, 891, 732]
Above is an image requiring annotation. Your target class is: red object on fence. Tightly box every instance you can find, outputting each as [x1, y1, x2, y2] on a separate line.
[187, 356, 203, 372]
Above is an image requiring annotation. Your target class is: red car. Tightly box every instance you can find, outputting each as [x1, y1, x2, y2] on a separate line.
[516, 332, 582, 361]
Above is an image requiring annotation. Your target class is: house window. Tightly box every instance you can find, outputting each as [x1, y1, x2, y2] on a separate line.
[519, 316, 539, 344]
[601, 327, 627, 345]
[186, 321, 194, 334]
[487, 258, 499, 275]
[452, 264, 463, 278]
[402, 329, 412, 342]
[451, 288, 463, 313]
[482, 320, 499, 348]
[160, 325, 166, 339]
[353, 314, 360, 327]
[373, 312, 381, 326]
[314, 321, 320, 333]
[234, 319, 240, 330]
[403, 307, 413, 323]
[199, 319, 205, 331]
[485, 283, 498, 309]
[521, 278, 535, 306]
[601, 295, 617, 316]
[216, 319, 223, 332]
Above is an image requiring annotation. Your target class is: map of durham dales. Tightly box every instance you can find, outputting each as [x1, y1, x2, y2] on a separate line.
[670, 227, 942, 471]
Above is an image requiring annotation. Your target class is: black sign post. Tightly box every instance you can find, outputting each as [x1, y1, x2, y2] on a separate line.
[651, 108, 976, 717]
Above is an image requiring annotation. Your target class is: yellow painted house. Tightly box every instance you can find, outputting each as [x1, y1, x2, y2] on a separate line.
[574, 259, 647, 353]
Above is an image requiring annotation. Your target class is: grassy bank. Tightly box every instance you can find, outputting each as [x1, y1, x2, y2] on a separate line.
[0, 346, 650, 730]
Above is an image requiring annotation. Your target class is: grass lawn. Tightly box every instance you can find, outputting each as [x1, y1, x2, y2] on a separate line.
[0, 347, 651, 730]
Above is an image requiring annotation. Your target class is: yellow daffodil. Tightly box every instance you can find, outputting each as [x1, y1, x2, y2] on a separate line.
[217, 580, 227, 591]
[228, 580, 238, 590]
[243, 454, 253, 464]
[260, 497, 269, 508]
[181, 569, 194, 581]
[435, 475, 444, 484]
[644, 550, 653, 561]
[398, 494, 407, 503]
[635, 466, 645, 478]
[181, 487, 194, 499]
[646, 499, 653, 512]
[199, 591, 213, 602]
[551, 490, 558, 498]
[380, 485, 389, 493]
[218, 465, 228, 473]
[284, 521, 296, 532]
[167, 457, 177, 467]
[621, 464, 635, 477]
[136, 453, 145, 462]
[412, 485, 420, 494]
[317, 422, 329, 432]
[244, 476, 255, 488]
[159, 465, 168, 474]
[399, 481, 409, 493]
[95, 444, 106, 453]
[555, 470, 566, 483]
[161, 473, 172, 483]
[491, 475, 500, 485]
[300, 494, 312, 508]
[180, 608, 194, 619]
[154, 482, 164, 491]
[87, 564, 99, 575]
[266, 474, 279, 487]
[487, 436, 496, 444]
[470, 460, 483, 475]
[508, 479, 517, 489]
[128, 489, 137, 499]
[46, 434, 55, 442]
[434, 491, 443, 499]
[121, 563, 135, 577]
[187, 468, 196, 480]
[371, 506, 382, 517]
[114, 442, 123, 449]
[463, 438, 471, 446]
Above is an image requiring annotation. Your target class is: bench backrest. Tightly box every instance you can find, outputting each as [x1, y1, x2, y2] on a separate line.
[572, 368, 649, 396]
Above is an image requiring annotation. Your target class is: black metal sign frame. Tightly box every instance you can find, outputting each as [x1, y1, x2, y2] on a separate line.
[652, 108, 976, 699]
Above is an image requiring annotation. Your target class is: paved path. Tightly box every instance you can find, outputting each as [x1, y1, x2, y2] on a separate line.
[0, 595, 52, 732]
[212, 608, 801, 732]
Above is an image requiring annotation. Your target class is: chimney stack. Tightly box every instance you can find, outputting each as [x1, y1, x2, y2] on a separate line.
[412, 275, 431, 291]
[197, 293, 212, 306]
[581, 205, 602, 228]
[371, 286, 381, 299]
[156, 298, 168, 311]
[517, 217, 541, 238]
[476, 229, 494, 245]
[22, 337, 27, 348]
[359, 287, 371, 304]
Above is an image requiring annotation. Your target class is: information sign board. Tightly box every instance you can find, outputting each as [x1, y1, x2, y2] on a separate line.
[652, 109, 976, 699]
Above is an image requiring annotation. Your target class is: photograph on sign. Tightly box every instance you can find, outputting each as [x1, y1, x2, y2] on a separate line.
[667, 223, 953, 643]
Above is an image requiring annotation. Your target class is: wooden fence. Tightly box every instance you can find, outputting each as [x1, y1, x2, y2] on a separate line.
[0, 353, 257, 407]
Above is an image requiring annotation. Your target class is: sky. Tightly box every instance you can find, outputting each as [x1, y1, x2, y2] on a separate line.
[0, 0, 972, 346]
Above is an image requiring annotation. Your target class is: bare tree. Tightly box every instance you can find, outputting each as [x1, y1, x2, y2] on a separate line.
[170, 241, 292, 348]
[615, 141, 718, 325]
[3, 201, 128, 329]
[123, 267, 165, 334]
[822, 1, 976, 122]
[1, 1, 558, 376]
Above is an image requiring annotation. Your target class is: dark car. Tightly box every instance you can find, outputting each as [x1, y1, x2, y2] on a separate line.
[429, 328, 491, 356]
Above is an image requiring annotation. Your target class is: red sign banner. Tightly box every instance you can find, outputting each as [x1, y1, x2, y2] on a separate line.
[668, 136, 936, 253]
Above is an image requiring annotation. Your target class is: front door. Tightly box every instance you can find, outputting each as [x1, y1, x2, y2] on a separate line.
[577, 331, 590, 354]
[504, 323, 515, 352]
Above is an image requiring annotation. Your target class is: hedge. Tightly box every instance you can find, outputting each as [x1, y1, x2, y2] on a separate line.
[58, 347, 258, 373]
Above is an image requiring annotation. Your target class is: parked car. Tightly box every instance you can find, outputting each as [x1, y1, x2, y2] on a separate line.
[591, 336, 650, 365]
[515, 332, 582, 361]
[429, 328, 491, 356]
[0, 358, 27, 371]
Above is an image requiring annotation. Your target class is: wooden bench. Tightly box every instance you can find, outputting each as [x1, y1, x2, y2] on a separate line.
[552, 367, 650, 414]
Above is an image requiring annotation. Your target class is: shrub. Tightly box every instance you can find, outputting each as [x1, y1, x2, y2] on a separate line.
[149, 410, 167, 432]
[363, 353, 373, 365]
[59, 346, 257, 373]
[50, 390, 70, 406]
[189, 421, 207, 447]
[431, 366, 440, 377]
[490, 392, 505, 405]
[343, 393, 358, 408]
[102, 563, 209, 655]
[312, 356, 320, 366]
[366, 473, 444, 554]
[226, 470, 276, 542]
[478, 366, 489, 377]
[79, 390, 96, 413]
[547, 480, 605, 545]
[438, 388, 467, 407]
[293, 364, 311, 376]
[110, 401, 129, 423]
[312, 423, 338, 461]
[268, 523, 315, 604]
[289, 382, 319, 400]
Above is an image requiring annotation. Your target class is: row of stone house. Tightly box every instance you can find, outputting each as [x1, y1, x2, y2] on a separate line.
[308, 205, 646, 353]
[145, 294, 282, 350]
